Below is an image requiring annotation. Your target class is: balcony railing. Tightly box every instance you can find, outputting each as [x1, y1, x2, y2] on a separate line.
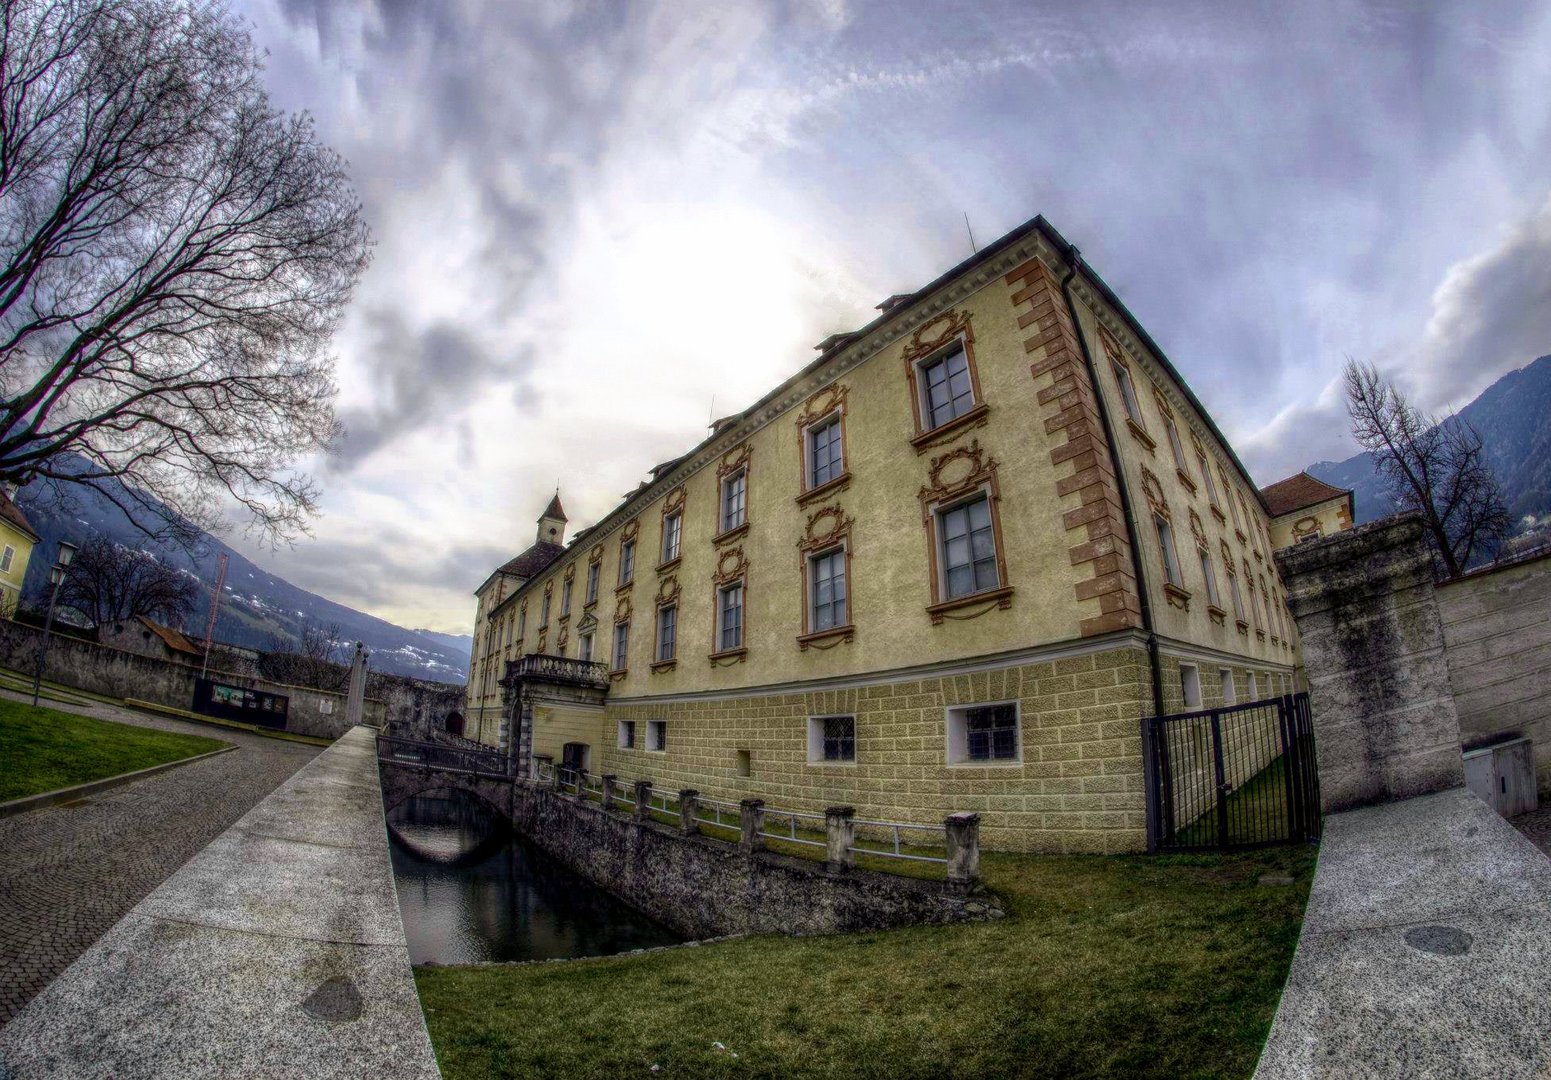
[505, 653, 610, 688]
[378, 734, 508, 776]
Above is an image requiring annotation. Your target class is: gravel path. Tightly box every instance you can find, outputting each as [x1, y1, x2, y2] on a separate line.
[0, 693, 322, 1025]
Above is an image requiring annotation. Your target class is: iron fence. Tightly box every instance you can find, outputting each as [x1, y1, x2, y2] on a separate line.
[377, 734, 508, 776]
[1146, 692, 1320, 852]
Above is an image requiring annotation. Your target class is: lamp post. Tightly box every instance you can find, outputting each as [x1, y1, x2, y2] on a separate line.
[31, 538, 78, 708]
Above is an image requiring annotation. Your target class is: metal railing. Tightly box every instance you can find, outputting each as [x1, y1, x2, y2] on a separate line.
[757, 806, 828, 850]
[850, 817, 950, 865]
[378, 734, 508, 775]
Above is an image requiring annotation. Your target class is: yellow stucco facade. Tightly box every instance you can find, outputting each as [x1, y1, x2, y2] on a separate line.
[466, 215, 1301, 852]
[0, 493, 38, 618]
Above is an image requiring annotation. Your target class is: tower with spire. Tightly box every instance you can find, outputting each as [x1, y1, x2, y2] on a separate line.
[537, 490, 567, 547]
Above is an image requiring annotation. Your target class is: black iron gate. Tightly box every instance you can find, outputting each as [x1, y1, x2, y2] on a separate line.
[1146, 692, 1321, 852]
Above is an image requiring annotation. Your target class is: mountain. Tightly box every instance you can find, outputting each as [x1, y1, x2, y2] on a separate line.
[1306, 354, 1551, 527]
[14, 472, 470, 684]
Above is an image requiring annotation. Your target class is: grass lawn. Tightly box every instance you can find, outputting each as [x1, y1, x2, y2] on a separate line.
[415, 843, 1317, 1080]
[0, 698, 228, 801]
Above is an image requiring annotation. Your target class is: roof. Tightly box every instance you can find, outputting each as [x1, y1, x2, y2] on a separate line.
[497, 541, 566, 580]
[1260, 472, 1353, 517]
[540, 492, 566, 521]
[0, 489, 38, 543]
[137, 616, 202, 657]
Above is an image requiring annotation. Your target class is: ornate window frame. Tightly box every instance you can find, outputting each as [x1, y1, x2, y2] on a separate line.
[918, 439, 1013, 623]
[1190, 509, 1225, 625]
[1222, 540, 1249, 635]
[584, 545, 603, 608]
[900, 310, 989, 452]
[1141, 465, 1190, 611]
[795, 382, 851, 507]
[610, 597, 632, 679]
[715, 444, 752, 544]
[796, 504, 855, 650]
[1099, 326, 1155, 455]
[651, 575, 681, 672]
[1153, 387, 1196, 493]
[710, 547, 749, 665]
[617, 520, 639, 592]
[657, 486, 686, 572]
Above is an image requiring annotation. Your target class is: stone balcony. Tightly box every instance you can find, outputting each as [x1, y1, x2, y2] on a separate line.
[503, 653, 611, 690]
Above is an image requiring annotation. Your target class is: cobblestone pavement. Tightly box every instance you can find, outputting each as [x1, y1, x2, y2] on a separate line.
[0, 693, 322, 1025]
[1512, 804, 1551, 859]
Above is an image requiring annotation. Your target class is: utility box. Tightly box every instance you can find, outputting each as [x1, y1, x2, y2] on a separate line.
[1463, 736, 1537, 818]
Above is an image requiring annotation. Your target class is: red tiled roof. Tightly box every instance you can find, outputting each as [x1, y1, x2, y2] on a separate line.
[1260, 472, 1351, 517]
[137, 616, 202, 657]
[0, 489, 38, 542]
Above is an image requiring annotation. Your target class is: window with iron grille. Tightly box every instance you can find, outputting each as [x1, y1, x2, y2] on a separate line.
[656, 604, 677, 662]
[919, 345, 975, 429]
[721, 468, 747, 532]
[717, 582, 744, 651]
[948, 702, 1020, 764]
[808, 547, 847, 631]
[808, 414, 843, 487]
[807, 715, 855, 763]
[938, 494, 999, 599]
[661, 512, 682, 564]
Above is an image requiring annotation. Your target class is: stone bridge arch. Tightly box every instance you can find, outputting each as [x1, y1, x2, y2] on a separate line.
[377, 759, 516, 817]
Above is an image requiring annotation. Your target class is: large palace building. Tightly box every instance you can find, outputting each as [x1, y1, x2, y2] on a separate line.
[464, 214, 1301, 853]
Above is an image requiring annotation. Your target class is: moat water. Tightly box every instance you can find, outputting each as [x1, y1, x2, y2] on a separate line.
[386, 790, 680, 964]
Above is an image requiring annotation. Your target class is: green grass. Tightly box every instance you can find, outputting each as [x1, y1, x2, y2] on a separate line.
[0, 698, 228, 801]
[415, 843, 1317, 1080]
[1175, 758, 1291, 849]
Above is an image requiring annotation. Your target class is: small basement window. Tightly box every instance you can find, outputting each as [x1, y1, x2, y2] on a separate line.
[807, 715, 856, 763]
[1220, 668, 1236, 706]
[646, 719, 667, 752]
[736, 749, 751, 777]
[1179, 663, 1202, 709]
[617, 720, 635, 749]
[947, 702, 1020, 765]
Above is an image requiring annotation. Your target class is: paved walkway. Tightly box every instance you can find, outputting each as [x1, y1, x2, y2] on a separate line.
[0, 726, 438, 1079]
[0, 692, 320, 1025]
[1256, 786, 1551, 1078]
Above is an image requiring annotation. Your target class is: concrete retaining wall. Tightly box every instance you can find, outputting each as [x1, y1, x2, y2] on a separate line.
[1436, 549, 1551, 794]
[0, 619, 383, 738]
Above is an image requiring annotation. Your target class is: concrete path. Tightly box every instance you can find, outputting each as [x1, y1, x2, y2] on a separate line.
[0, 725, 438, 1079]
[0, 692, 320, 1024]
[1256, 786, 1551, 1078]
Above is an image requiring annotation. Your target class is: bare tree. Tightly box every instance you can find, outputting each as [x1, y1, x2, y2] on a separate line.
[260, 617, 346, 690]
[56, 533, 196, 626]
[0, 0, 370, 545]
[1344, 360, 1511, 577]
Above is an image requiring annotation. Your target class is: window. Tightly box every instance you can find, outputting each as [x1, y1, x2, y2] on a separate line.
[1198, 547, 1221, 608]
[1163, 412, 1189, 473]
[1112, 360, 1143, 425]
[716, 582, 744, 652]
[612, 621, 629, 671]
[517, 605, 527, 639]
[579, 631, 594, 663]
[1224, 475, 1243, 528]
[938, 494, 999, 599]
[656, 604, 677, 662]
[585, 561, 600, 605]
[619, 539, 635, 585]
[1154, 515, 1181, 587]
[561, 579, 572, 616]
[948, 702, 1020, 764]
[808, 547, 848, 632]
[646, 719, 667, 752]
[540, 591, 551, 626]
[736, 749, 752, 777]
[0, 546, 12, 573]
[1220, 668, 1236, 705]
[807, 715, 856, 763]
[1247, 671, 1259, 700]
[1227, 566, 1246, 623]
[617, 720, 635, 749]
[1180, 663, 1202, 709]
[720, 468, 747, 533]
[661, 511, 682, 564]
[1198, 452, 1221, 506]
[807, 414, 844, 488]
[918, 344, 976, 430]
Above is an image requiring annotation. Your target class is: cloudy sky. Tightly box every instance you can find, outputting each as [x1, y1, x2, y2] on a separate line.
[231, 0, 1551, 635]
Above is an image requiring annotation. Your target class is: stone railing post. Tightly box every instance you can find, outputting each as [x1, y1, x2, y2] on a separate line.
[825, 806, 856, 875]
[679, 789, 700, 836]
[574, 768, 589, 801]
[945, 812, 981, 892]
[739, 798, 765, 852]
[601, 774, 618, 812]
[634, 780, 652, 823]
[533, 754, 556, 790]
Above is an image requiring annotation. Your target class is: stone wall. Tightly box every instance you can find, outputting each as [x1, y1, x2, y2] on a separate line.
[1276, 514, 1464, 812]
[367, 672, 466, 739]
[0, 618, 382, 737]
[1436, 549, 1551, 794]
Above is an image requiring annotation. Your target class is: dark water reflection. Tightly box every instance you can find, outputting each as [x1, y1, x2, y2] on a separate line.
[387, 790, 681, 965]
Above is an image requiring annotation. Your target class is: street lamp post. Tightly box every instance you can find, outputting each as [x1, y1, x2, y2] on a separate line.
[31, 539, 78, 708]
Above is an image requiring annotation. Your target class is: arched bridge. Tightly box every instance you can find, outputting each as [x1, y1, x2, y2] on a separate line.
[375, 734, 515, 816]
